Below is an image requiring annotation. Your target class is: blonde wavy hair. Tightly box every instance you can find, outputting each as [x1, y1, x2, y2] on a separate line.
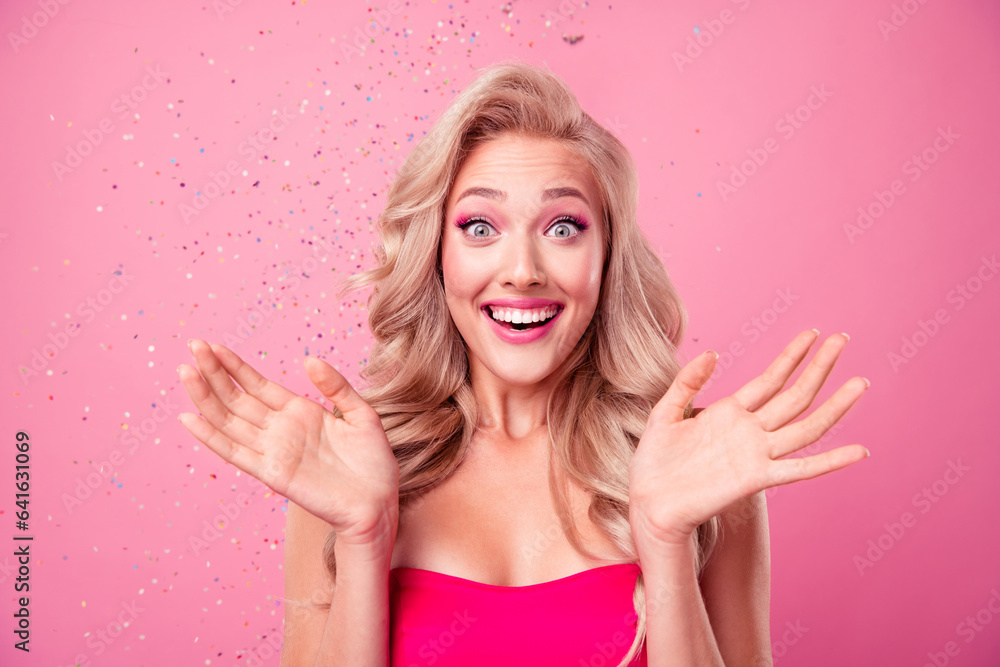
[322, 59, 721, 665]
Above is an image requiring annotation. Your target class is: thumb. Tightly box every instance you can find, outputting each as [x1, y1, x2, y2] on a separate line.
[304, 356, 370, 423]
[650, 351, 718, 425]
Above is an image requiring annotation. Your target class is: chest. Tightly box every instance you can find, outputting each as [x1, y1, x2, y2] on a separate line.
[389, 440, 625, 586]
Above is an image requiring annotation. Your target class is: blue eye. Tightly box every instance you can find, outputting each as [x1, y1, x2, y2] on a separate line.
[547, 216, 586, 238]
[457, 217, 496, 238]
[455, 215, 588, 239]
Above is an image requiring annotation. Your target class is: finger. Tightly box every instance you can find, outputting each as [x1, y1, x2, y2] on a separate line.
[755, 333, 850, 432]
[650, 351, 717, 426]
[177, 411, 268, 479]
[178, 363, 264, 447]
[209, 342, 300, 412]
[768, 376, 868, 458]
[731, 329, 819, 412]
[188, 339, 271, 427]
[304, 356, 380, 427]
[767, 443, 869, 488]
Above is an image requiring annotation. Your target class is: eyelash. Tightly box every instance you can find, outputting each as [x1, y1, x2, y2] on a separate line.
[455, 215, 589, 238]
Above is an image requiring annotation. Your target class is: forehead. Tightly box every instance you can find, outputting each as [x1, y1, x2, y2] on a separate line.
[446, 134, 600, 209]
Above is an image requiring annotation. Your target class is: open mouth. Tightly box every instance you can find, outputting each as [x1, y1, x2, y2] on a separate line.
[483, 305, 563, 331]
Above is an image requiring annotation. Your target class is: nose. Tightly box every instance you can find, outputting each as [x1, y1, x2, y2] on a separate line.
[499, 230, 545, 290]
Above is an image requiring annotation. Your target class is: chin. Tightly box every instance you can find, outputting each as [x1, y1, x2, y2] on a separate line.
[480, 356, 559, 386]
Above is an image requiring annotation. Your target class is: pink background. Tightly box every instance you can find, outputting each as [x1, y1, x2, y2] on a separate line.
[2, 1, 999, 665]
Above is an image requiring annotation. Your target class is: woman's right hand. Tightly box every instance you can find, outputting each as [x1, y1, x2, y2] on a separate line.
[177, 339, 399, 549]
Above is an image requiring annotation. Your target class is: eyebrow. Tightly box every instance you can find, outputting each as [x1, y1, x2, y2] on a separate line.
[454, 186, 590, 208]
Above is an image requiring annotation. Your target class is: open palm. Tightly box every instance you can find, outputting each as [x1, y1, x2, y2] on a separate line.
[177, 340, 399, 547]
[629, 330, 870, 549]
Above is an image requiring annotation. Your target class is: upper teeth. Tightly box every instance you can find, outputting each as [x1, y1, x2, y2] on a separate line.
[488, 306, 559, 324]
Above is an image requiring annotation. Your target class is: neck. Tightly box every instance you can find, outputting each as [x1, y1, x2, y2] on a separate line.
[468, 369, 557, 442]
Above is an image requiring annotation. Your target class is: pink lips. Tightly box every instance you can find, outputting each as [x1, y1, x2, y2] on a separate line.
[481, 300, 563, 344]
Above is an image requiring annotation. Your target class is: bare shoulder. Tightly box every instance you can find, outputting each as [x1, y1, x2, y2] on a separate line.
[280, 501, 335, 666]
[699, 491, 772, 666]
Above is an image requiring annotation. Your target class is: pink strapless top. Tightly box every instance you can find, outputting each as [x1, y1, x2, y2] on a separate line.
[389, 562, 647, 666]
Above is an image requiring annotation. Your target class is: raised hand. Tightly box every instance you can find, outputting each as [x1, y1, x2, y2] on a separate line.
[628, 330, 870, 550]
[177, 340, 400, 548]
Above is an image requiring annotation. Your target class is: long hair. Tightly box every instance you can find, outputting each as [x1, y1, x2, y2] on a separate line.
[318, 59, 721, 666]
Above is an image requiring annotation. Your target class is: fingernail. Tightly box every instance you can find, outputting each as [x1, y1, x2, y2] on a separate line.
[176, 365, 182, 374]
[863, 377, 871, 388]
[841, 332, 850, 341]
[708, 350, 719, 360]
[811, 328, 820, 336]
[187, 338, 194, 350]
[864, 447, 871, 458]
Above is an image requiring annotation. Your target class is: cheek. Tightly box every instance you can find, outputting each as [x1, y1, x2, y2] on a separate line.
[568, 249, 605, 307]
[440, 241, 486, 302]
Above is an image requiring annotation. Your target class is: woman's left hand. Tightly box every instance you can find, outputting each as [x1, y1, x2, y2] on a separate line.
[628, 329, 870, 551]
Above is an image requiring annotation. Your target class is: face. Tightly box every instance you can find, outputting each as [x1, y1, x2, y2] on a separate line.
[440, 133, 606, 388]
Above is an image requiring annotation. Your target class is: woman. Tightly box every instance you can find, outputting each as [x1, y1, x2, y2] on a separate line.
[177, 60, 869, 666]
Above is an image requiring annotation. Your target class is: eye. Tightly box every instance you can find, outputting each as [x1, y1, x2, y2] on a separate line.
[456, 217, 496, 238]
[546, 216, 586, 239]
